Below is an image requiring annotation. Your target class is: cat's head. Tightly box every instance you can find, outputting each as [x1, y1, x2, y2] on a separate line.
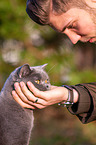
[12, 64, 50, 91]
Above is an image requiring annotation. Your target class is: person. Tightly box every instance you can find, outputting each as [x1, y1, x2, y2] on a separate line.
[12, 0, 96, 124]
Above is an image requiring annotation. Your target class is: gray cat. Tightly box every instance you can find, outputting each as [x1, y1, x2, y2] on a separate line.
[0, 64, 50, 145]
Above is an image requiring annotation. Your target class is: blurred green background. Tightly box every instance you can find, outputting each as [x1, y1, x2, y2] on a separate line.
[1, 0, 96, 145]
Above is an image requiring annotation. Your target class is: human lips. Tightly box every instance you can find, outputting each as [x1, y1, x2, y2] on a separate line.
[80, 36, 96, 43]
[89, 38, 93, 43]
[88, 38, 96, 43]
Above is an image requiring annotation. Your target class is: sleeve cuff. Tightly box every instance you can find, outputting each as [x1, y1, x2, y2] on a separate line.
[67, 85, 93, 123]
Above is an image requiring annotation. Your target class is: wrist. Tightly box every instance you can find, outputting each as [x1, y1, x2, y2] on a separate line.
[62, 87, 68, 101]
[63, 87, 79, 103]
[59, 85, 79, 107]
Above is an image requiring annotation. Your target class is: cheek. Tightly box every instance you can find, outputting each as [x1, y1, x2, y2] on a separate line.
[78, 18, 94, 35]
[78, 24, 91, 34]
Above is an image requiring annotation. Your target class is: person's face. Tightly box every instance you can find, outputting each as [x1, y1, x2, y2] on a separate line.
[49, 8, 96, 44]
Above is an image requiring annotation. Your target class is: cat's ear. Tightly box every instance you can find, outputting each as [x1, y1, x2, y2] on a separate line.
[41, 64, 48, 70]
[19, 64, 31, 78]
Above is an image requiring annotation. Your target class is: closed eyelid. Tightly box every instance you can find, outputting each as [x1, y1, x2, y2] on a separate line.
[68, 20, 78, 29]
[62, 20, 78, 32]
[49, 20, 77, 33]
[68, 23, 75, 29]
[60, 21, 74, 32]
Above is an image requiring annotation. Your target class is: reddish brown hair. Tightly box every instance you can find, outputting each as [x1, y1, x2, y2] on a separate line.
[26, 0, 92, 25]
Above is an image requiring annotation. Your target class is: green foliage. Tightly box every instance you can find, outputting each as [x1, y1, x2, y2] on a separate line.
[0, 0, 27, 40]
[70, 69, 96, 85]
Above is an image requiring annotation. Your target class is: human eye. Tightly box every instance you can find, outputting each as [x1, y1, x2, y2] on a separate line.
[68, 21, 77, 29]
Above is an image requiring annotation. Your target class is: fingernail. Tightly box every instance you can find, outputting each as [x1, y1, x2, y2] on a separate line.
[20, 82, 24, 87]
[12, 90, 15, 95]
[27, 81, 31, 86]
[14, 82, 19, 88]
[12, 90, 17, 97]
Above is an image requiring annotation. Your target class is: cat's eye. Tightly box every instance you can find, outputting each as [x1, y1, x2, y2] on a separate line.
[45, 80, 48, 84]
[35, 80, 40, 84]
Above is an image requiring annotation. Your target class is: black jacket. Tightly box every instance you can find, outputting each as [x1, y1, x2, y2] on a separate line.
[68, 83, 96, 124]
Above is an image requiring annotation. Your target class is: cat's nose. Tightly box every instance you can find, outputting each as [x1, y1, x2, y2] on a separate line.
[46, 85, 49, 88]
[46, 84, 50, 90]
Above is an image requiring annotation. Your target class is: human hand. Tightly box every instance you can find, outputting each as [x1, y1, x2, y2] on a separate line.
[12, 81, 69, 109]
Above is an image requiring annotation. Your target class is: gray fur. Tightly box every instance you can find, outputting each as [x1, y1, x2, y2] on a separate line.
[0, 64, 50, 145]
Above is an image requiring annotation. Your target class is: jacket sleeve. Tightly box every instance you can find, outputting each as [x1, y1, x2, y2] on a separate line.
[67, 83, 96, 124]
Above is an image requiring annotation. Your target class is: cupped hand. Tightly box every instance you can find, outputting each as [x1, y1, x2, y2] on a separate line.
[12, 81, 68, 109]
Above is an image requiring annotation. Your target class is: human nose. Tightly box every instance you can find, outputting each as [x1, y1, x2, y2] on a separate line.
[64, 29, 81, 44]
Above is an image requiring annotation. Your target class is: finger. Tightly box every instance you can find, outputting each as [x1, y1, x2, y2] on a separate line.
[20, 82, 38, 102]
[34, 97, 47, 106]
[12, 91, 35, 109]
[27, 81, 45, 100]
[12, 90, 46, 109]
[12, 90, 47, 109]
[20, 82, 48, 106]
[14, 82, 31, 102]
[14, 82, 35, 106]
[20, 82, 46, 106]
[33, 103, 46, 109]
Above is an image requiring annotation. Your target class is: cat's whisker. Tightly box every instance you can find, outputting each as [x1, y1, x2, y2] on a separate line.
[48, 64, 57, 74]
